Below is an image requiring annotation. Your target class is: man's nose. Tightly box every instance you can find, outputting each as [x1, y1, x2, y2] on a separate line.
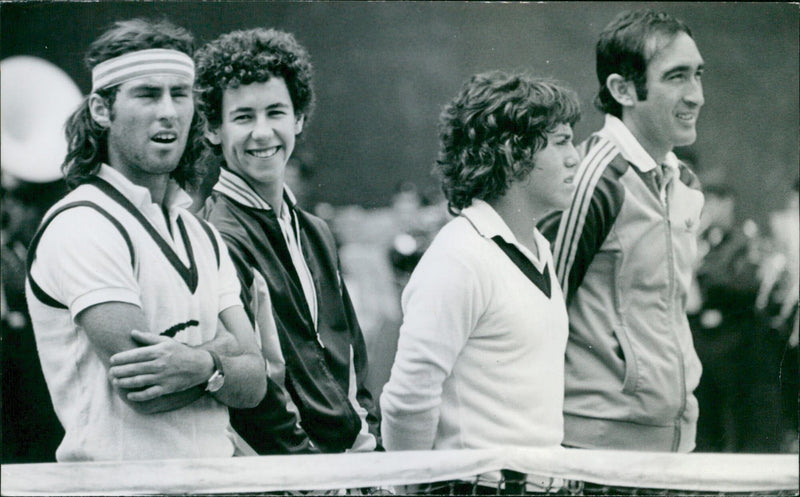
[251, 115, 273, 139]
[565, 143, 580, 168]
[685, 78, 704, 107]
[156, 94, 179, 120]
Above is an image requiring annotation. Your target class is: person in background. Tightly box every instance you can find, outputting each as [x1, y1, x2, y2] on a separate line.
[381, 70, 580, 463]
[687, 185, 777, 452]
[540, 9, 705, 452]
[755, 178, 799, 453]
[24, 18, 266, 462]
[1, 178, 66, 462]
[196, 27, 380, 454]
[387, 182, 433, 290]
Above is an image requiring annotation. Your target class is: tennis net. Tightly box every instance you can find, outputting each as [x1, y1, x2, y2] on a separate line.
[2, 447, 797, 495]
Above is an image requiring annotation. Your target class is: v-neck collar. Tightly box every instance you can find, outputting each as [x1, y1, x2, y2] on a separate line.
[87, 175, 199, 293]
[460, 199, 550, 272]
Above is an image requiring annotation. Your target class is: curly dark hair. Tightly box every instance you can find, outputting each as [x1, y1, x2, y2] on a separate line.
[194, 27, 314, 135]
[61, 18, 198, 190]
[435, 70, 580, 212]
[595, 9, 693, 118]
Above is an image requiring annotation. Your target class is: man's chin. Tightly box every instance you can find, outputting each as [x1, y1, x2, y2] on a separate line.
[675, 132, 697, 148]
[152, 153, 183, 171]
[146, 161, 181, 175]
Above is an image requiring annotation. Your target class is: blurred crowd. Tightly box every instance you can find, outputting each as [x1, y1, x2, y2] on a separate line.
[1, 154, 798, 461]
[686, 180, 798, 454]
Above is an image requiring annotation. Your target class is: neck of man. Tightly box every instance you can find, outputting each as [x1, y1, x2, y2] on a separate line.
[252, 176, 286, 215]
[488, 187, 543, 258]
[108, 162, 172, 206]
[621, 114, 670, 165]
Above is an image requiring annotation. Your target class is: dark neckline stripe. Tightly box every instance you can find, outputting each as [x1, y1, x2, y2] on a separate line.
[491, 236, 551, 298]
[87, 176, 199, 293]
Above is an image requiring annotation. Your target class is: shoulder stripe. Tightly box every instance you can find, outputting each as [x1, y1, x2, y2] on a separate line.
[554, 137, 615, 273]
[553, 138, 618, 295]
[26, 201, 135, 308]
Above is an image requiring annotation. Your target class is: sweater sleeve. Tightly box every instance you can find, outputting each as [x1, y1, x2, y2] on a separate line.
[30, 206, 141, 317]
[380, 249, 483, 450]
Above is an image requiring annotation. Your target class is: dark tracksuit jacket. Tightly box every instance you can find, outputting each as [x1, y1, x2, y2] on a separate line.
[203, 169, 380, 454]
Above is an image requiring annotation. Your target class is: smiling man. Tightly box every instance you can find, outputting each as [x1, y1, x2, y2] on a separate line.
[25, 18, 266, 462]
[196, 28, 380, 455]
[540, 9, 706, 452]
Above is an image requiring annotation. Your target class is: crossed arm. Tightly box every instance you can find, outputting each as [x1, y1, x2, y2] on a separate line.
[76, 301, 267, 414]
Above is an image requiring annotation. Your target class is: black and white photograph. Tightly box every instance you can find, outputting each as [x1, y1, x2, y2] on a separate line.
[1, 2, 797, 495]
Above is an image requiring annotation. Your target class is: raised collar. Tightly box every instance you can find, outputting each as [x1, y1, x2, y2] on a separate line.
[460, 199, 549, 271]
[213, 167, 298, 215]
[96, 164, 192, 213]
[598, 114, 679, 174]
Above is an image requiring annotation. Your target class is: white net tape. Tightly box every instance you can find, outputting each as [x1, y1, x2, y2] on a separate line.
[2, 447, 797, 495]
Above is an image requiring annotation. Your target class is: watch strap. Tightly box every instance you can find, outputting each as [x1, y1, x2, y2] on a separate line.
[205, 350, 225, 391]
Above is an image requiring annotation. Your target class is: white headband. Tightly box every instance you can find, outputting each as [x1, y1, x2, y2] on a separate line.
[91, 48, 195, 93]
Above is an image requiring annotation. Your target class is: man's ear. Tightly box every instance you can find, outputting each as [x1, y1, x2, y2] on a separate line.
[88, 93, 111, 128]
[606, 74, 636, 107]
[204, 125, 221, 145]
[294, 114, 305, 135]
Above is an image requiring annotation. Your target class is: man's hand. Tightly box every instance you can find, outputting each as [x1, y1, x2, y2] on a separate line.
[108, 329, 214, 402]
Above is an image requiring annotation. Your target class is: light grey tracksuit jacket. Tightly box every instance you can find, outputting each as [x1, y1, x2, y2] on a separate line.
[541, 115, 704, 452]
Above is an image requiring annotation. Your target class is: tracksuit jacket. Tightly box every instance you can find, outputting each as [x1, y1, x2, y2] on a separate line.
[203, 178, 380, 454]
[541, 115, 704, 452]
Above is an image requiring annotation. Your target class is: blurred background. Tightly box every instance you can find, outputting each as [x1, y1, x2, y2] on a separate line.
[1, 1, 797, 462]
[2, 2, 797, 218]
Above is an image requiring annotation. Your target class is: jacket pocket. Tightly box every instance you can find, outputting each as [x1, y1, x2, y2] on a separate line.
[613, 326, 639, 395]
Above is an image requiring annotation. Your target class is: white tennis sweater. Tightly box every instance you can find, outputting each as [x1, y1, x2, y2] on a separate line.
[380, 200, 568, 451]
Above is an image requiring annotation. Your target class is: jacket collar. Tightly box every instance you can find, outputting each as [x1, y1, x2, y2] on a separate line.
[213, 167, 298, 213]
[598, 114, 679, 174]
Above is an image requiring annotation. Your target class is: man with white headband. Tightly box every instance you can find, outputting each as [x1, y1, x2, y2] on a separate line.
[25, 18, 266, 461]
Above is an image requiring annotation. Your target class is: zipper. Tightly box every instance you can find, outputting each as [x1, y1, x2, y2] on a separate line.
[662, 188, 687, 452]
[285, 203, 321, 347]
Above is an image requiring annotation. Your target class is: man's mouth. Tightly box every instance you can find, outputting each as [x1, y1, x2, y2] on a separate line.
[152, 131, 178, 144]
[676, 112, 697, 123]
[247, 146, 280, 159]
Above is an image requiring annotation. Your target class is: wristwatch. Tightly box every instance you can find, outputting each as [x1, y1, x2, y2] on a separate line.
[205, 350, 225, 393]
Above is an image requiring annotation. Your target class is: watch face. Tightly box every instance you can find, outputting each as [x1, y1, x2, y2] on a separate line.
[206, 371, 224, 393]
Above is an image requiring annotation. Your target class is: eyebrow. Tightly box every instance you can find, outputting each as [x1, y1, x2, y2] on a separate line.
[663, 63, 705, 75]
[228, 102, 292, 114]
[129, 82, 191, 92]
[129, 83, 161, 92]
